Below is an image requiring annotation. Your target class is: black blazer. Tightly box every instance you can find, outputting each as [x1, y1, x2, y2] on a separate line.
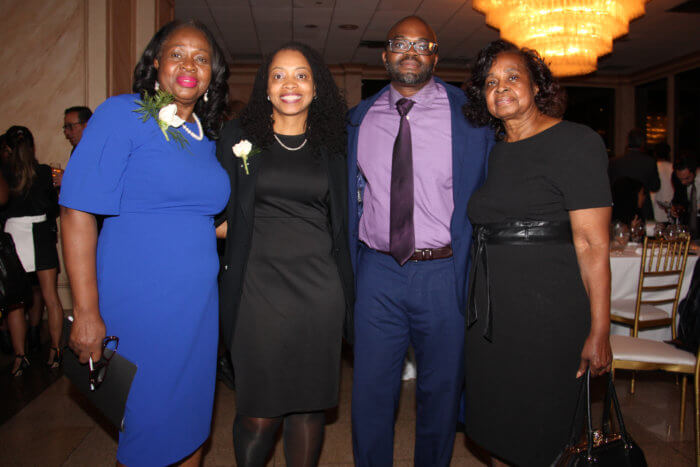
[215, 119, 355, 350]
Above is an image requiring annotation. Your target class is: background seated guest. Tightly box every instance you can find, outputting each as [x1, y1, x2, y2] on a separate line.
[671, 151, 700, 235]
[1, 126, 63, 375]
[59, 19, 230, 466]
[463, 39, 612, 466]
[63, 106, 92, 152]
[612, 177, 645, 228]
[215, 42, 353, 466]
[609, 128, 660, 220]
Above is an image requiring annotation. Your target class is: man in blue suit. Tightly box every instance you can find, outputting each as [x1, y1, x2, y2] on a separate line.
[347, 16, 492, 466]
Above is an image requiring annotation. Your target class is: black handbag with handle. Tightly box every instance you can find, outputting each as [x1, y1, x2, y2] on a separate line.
[0, 231, 31, 314]
[555, 369, 647, 466]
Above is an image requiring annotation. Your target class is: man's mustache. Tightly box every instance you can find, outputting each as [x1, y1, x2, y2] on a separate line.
[399, 55, 420, 65]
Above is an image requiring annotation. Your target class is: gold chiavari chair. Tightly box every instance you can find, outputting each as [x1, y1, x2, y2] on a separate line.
[611, 236, 691, 339]
[611, 335, 699, 466]
[610, 236, 692, 394]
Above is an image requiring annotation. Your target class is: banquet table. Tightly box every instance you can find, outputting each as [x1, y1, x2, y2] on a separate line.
[610, 243, 698, 341]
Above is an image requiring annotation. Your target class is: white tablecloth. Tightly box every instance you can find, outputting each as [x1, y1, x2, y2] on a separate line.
[610, 243, 698, 341]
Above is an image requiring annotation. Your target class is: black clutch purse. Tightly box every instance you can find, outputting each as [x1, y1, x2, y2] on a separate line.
[0, 231, 31, 313]
[62, 318, 138, 431]
[556, 369, 647, 466]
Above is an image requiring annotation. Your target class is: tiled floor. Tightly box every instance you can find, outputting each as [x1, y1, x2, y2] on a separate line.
[0, 348, 697, 466]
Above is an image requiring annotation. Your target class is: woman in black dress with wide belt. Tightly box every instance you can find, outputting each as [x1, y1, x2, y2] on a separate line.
[215, 42, 353, 466]
[462, 40, 613, 466]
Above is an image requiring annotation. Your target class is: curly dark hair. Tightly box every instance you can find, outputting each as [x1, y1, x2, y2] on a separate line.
[132, 19, 229, 140]
[239, 42, 347, 157]
[463, 39, 566, 141]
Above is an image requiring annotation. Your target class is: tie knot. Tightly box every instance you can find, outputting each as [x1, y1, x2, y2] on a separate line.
[396, 98, 414, 117]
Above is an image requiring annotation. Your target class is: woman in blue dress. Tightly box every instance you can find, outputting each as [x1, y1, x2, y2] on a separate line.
[59, 20, 230, 466]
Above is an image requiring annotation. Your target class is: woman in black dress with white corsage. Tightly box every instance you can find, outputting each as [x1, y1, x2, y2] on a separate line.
[463, 40, 613, 466]
[215, 42, 353, 466]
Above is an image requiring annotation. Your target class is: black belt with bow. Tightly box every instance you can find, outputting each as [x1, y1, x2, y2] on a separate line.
[467, 220, 573, 341]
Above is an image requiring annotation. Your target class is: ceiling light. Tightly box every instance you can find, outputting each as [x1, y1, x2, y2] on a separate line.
[338, 24, 359, 30]
[473, 0, 649, 77]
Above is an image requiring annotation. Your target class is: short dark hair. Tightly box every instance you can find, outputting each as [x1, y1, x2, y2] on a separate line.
[239, 42, 347, 157]
[653, 142, 670, 161]
[132, 19, 229, 140]
[463, 39, 566, 141]
[64, 106, 93, 123]
[674, 153, 698, 173]
[627, 128, 645, 149]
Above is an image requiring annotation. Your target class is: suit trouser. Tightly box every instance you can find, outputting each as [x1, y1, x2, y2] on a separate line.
[352, 244, 465, 466]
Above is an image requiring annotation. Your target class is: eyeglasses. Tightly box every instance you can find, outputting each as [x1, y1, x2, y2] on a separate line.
[89, 336, 119, 391]
[62, 122, 84, 131]
[387, 39, 438, 56]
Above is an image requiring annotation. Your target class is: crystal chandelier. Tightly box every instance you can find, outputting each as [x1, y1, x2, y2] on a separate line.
[473, 0, 649, 77]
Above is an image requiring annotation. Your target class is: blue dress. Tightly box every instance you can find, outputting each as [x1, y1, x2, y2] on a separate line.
[59, 94, 230, 466]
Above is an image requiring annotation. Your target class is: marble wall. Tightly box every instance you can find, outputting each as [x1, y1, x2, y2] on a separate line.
[0, 0, 165, 309]
[0, 0, 86, 167]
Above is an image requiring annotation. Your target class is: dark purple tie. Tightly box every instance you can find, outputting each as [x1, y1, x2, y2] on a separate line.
[390, 98, 415, 265]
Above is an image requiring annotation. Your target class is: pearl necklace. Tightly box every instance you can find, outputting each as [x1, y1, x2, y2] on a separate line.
[274, 133, 308, 151]
[181, 113, 204, 141]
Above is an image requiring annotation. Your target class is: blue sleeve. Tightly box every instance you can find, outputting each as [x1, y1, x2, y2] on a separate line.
[59, 95, 135, 215]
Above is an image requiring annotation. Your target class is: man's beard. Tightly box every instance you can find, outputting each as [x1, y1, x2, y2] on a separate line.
[385, 55, 434, 85]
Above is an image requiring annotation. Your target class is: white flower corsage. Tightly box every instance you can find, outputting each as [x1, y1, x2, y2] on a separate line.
[134, 90, 188, 148]
[232, 139, 260, 175]
[158, 104, 185, 131]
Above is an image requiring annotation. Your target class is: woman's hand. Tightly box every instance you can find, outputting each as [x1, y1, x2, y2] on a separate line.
[577, 330, 612, 377]
[70, 313, 106, 363]
[630, 215, 642, 231]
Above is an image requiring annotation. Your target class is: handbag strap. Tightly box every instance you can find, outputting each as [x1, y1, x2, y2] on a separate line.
[602, 373, 612, 435]
[566, 369, 633, 460]
[607, 372, 633, 446]
[584, 370, 594, 460]
[565, 370, 588, 446]
[600, 372, 632, 444]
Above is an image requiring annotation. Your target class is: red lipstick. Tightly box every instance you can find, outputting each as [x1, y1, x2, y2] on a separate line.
[176, 76, 198, 88]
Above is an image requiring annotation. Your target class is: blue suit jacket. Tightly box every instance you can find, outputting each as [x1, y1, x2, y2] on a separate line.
[347, 77, 493, 312]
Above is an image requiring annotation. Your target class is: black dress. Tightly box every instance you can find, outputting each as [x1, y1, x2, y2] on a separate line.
[232, 134, 345, 417]
[465, 121, 612, 466]
[1, 164, 59, 271]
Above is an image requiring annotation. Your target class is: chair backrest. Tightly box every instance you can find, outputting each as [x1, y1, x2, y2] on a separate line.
[633, 236, 692, 337]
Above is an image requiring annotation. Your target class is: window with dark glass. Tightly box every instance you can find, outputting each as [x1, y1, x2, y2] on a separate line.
[564, 86, 615, 156]
[635, 78, 668, 149]
[675, 67, 700, 159]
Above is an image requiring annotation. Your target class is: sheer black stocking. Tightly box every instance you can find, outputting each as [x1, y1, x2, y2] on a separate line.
[282, 411, 325, 467]
[233, 415, 282, 467]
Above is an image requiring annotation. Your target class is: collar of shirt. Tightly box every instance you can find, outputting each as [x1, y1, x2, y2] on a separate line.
[388, 77, 438, 112]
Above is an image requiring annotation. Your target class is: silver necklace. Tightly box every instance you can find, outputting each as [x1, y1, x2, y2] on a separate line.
[274, 133, 307, 151]
[181, 113, 204, 141]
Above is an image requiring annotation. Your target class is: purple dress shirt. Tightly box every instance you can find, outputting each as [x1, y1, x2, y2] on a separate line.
[358, 78, 453, 251]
